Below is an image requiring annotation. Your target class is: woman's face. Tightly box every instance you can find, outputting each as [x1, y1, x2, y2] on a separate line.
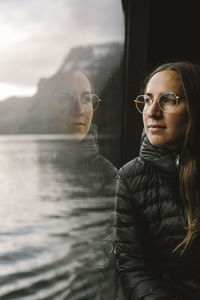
[143, 70, 188, 151]
[53, 70, 93, 141]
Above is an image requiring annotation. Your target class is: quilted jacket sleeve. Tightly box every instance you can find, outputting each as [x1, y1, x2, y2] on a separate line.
[115, 166, 182, 300]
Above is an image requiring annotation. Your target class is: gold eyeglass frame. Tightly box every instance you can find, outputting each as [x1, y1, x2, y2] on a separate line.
[134, 92, 181, 114]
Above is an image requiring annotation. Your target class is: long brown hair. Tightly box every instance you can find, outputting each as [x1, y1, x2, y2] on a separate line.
[145, 61, 200, 254]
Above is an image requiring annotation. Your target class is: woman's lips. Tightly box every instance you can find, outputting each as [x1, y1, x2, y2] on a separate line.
[148, 125, 166, 132]
[71, 122, 85, 127]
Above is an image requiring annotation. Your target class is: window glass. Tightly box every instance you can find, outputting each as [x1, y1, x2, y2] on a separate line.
[0, 0, 124, 299]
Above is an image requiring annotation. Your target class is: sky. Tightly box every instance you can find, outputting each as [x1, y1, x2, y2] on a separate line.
[0, 0, 124, 100]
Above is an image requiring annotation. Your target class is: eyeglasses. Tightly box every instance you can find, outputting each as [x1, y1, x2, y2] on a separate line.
[54, 91, 101, 111]
[134, 92, 182, 113]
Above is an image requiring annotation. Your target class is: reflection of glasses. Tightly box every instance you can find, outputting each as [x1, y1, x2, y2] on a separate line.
[54, 91, 101, 111]
[134, 92, 183, 113]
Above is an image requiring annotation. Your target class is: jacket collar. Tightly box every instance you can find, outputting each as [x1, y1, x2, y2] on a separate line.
[139, 135, 179, 176]
[51, 125, 99, 168]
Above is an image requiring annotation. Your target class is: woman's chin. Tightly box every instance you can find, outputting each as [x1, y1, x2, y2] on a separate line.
[65, 131, 87, 141]
[148, 136, 167, 148]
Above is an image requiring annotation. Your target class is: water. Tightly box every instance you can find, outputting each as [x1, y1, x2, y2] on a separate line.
[0, 135, 117, 299]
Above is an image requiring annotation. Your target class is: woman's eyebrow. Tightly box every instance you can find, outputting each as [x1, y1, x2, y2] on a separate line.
[145, 92, 153, 97]
[82, 91, 92, 96]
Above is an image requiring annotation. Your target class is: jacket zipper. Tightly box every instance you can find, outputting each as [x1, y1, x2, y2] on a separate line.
[175, 154, 180, 168]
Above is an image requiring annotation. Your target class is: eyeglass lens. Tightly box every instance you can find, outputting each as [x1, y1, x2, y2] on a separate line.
[55, 92, 99, 110]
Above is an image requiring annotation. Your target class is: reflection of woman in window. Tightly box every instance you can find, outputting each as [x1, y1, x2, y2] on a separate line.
[52, 70, 100, 140]
[115, 61, 200, 299]
[49, 69, 118, 300]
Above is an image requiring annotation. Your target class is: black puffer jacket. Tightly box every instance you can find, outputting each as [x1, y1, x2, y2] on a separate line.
[38, 130, 118, 300]
[116, 136, 200, 300]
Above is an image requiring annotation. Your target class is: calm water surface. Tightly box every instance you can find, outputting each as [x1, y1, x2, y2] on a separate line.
[0, 135, 116, 300]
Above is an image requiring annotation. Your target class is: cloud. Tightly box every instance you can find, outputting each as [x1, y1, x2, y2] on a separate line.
[0, 0, 124, 99]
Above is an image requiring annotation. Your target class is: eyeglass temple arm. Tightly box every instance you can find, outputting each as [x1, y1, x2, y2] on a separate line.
[134, 99, 144, 104]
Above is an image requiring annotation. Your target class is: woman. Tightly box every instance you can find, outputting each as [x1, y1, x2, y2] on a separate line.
[49, 69, 118, 300]
[115, 61, 200, 299]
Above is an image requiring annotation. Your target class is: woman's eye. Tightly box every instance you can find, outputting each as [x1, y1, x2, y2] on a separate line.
[83, 94, 92, 104]
[144, 97, 151, 104]
[162, 97, 176, 105]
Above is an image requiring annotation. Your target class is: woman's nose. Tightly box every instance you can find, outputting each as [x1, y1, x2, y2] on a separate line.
[147, 99, 162, 118]
[72, 97, 84, 115]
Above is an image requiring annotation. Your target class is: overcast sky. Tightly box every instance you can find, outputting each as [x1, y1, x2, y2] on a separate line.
[0, 0, 124, 100]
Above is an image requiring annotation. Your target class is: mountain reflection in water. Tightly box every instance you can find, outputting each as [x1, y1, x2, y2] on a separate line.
[0, 135, 117, 300]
